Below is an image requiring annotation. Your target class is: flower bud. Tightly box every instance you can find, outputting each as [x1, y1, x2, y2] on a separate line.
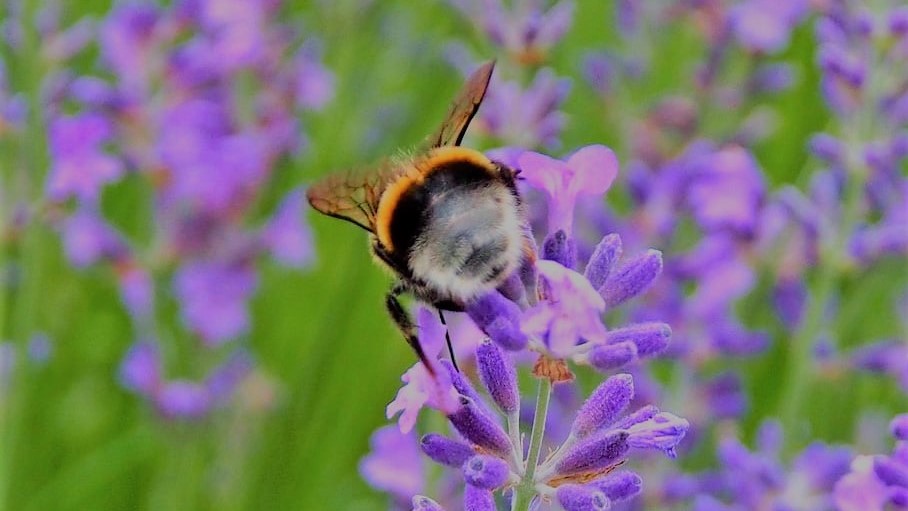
[542, 229, 577, 269]
[463, 484, 495, 511]
[420, 434, 474, 467]
[604, 322, 671, 358]
[589, 471, 643, 502]
[599, 250, 662, 308]
[874, 457, 908, 487]
[556, 484, 611, 511]
[572, 374, 634, 437]
[584, 234, 622, 290]
[447, 396, 512, 457]
[476, 340, 519, 413]
[462, 455, 510, 489]
[411, 495, 445, 511]
[891, 414, 908, 441]
[556, 430, 630, 476]
[467, 291, 528, 350]
[587, 342, 637, 371]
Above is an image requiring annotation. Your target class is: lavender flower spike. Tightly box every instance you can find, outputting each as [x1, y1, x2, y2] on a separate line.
[476, 339, 519, 413]
[598, 250, 662, 308]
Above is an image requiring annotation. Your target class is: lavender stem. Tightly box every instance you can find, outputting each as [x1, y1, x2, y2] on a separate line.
[511, 377, 552, 511]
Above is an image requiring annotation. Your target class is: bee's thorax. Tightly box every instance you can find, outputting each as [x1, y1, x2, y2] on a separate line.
[376, 152, 524, 306]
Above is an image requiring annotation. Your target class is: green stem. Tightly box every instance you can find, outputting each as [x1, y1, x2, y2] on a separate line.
[511, 378, 551, 511]
[0, 1, 51, 509]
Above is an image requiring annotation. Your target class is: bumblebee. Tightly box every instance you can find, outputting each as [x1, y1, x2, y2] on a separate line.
[306, 61, 527, 370]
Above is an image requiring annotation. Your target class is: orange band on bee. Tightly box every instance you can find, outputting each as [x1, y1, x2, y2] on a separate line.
[375, 146, 495, 251]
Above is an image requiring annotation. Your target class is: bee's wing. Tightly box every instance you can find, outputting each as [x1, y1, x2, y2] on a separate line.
[427, 60, 495, 148]
[306, 161, 400, 232]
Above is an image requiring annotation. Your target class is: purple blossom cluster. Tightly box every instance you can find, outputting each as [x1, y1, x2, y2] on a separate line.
[834, 414, 908, 511]
[32, 0, 332, 419]
[360, 142, 688, 510]
[353, 0, 908, 510]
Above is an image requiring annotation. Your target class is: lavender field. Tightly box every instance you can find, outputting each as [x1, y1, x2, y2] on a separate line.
[0, 0, 906, 510]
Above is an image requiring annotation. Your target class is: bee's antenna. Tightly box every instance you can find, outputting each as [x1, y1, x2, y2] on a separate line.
[438, 310, 460, 373]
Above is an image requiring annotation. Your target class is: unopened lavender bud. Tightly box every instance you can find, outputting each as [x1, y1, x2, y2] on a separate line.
[891, 414, 908, 441]
[440, 360, 485, 406]
[584, 234, 623, 290]
[556, 430, 630, 476]
[411, 495, 446, 511]
[462, 454, 510, 489]
[466, 291, 528, 350]
[874, 457, 908, 487]
[476, 340, 519, 413]
[463, 484, 495, 511]
[542, 229, 577, 269]
[588, 342, 637, 371]
[420, 434, 474, 467]
[604, 322, 671, 358]
[808, 133, 843, 165]
[447, 396, 512, 457]
[599, 250, 662, 308]
[497, 271, 525, 304]
[890, 7, 908, 37]
[626, 412, 689, 458]
[589, 471, 643, 502]
[572, 374, 634, 437]
[556, 484, 611, 511]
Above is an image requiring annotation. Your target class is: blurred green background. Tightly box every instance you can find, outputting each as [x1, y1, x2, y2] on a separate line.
[0, 1, 905, 510]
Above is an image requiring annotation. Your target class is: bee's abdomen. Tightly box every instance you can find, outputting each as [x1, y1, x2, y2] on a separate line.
[390, 161, 523, 303]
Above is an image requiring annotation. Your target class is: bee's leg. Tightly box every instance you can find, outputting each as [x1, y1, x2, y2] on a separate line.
[386, 283, 436, 376]
[437, 310, 459, 373]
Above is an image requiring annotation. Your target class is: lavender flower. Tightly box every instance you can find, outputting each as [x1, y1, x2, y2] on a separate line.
[835, 414, 908, 511]
[447, 0, 574, 64]
[479, 69, 571, 149]
[360, 425, 426, 505]
[45, 113, 123, 202]
[39, 0, 331, 419]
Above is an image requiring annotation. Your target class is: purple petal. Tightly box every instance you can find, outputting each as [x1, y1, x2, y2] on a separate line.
[360, 425, 424, 499]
